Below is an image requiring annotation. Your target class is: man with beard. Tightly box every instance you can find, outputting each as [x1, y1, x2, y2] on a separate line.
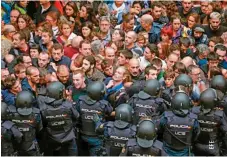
[36, 52, 52, 71]
[204, 12, 227, 38]
[56, 65, 72, 88]
[192, 25, 209, 45]
[128, 58, 144, 82]
[81, 55, 105, 82]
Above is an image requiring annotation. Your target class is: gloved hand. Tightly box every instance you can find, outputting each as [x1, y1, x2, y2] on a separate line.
[93, 114, 100, 123]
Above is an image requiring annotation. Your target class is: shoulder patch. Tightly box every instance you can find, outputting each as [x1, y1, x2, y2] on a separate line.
[2, 121, 14, 129]
[214, 109, 224, 117]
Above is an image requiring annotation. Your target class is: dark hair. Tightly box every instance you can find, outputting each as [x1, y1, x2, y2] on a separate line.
[30, 44, 41, 52]
[132, 1, 144, 9]
[79, 39, 91, 48]
[122, 12, 134, 23]
[207, 52, 219, 61]
[151, 58, 162, 67]
[151, 1, 162, 9]
[164, 70, 175, 79]
[214, 44, 226, 52]
[145, 65, 157, 75]
[173, 62, 186, 74]
[3, 76, 17, 89]
[112, 28, 125, 40]
[84, 55, 96, 66]
[63, 1, 78, 18]
[119, 49, 133, 60]
[180, 37, 190, 47]
[209, 36, 224, 44]
[145, 43, 159, 56]
[52, 43, 63, 52]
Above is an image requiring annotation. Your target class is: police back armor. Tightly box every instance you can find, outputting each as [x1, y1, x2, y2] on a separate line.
[129, 91, 166, 124]
[7, 105, 41, 151]
[105, 121, 136, 156]
[39, 99, 77, 143]
[1, 120, 23, 156]
[163, 111, 197, 150]
[78, 95, 110, 136]
[126, 138, 162, 156]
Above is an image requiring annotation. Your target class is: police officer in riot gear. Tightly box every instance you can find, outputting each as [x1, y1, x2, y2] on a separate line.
[37, 81, 79, 156]
[128, 79, 167, 125]
[76, 81, 113, 156]
[94, 103, 136, 156]
[192, 88, 227, 156]
[7, 91, 43, 156]
[159, 92, 200, 156]
[120, 119, 163, 156]
[1, 101, 23, 156]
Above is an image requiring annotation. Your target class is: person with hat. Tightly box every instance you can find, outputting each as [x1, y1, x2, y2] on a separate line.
[158, 92, 200, 156]
[120, 119, 163, 156]
[93, 103, 136, 156]
[192, 25, 209, 45]
[192, 88, 227, 156]
[7, 90, 43, 156]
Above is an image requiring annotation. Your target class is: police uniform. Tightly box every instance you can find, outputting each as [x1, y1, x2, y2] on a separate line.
[96, 121, 136, 156]
[76, 95, 113, 156]
[192, 106, 227, 156]
[38, 96, 79, 156]
[1, 120, 23, 156]
[159, 110, 200, 156]
[7, 105, 43, 156]
[128, 91, 167, 125]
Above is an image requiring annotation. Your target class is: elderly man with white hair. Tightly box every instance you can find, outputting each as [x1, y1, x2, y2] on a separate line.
[135, 14, 163, 44]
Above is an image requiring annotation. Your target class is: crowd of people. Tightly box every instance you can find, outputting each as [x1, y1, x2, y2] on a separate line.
[1, 0, 227, 156]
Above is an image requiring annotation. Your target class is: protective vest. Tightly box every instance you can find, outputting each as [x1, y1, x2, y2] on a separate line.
[126, 139, 162, 156]
[196, 110, 223, 145]
[8, 105, 40, 151]
[131, 91, 164, 124]
[1, 121, 15, 156]
[78, 95, 109, 136]
[105, 122, 136, 156]
[39, 99, 75, 143]
[163, 111, 197, 150]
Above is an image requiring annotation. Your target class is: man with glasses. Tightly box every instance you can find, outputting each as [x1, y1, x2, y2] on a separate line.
[99, 16, 111, 46]
[215, 44, 227, 69]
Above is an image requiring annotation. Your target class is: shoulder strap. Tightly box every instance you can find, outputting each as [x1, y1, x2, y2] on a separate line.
[2, 121, 14, 130]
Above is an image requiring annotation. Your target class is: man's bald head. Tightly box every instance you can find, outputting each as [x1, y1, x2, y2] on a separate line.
[56, 65, 70, 84]
[26, 66, 39, 76]
[128, 58, 140, 76]
[181, 56, 194, 68]
[129, 58, 139, 66]
[72, 36, 83, 48]
[141, 14, 153, 25]
[57, 65, 70, 74]
[3, 24, 16, 39]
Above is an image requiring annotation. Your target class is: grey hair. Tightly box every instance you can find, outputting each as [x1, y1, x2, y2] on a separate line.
[99, 16, 110, 23]
[91, 40, 103, 55]
[210, 12, 221, 19]
[196, 44, 210, 55]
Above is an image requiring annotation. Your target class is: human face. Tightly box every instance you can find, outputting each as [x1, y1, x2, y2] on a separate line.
[30, 49, 39, 59]
[79, 6, 87, 18]
[73, 73, 85, 89]
[216, 49, 226, 61]
[10, 10, 20, 23]
[13, 34, 21, 48]
[100, 20, 110, 33]
[129, 62, 140, 77]
[23, 56, 32, 68]
[104, 66, 113, 77]
[172, 50, 181, 58]
[208, 60, 219, 68]
[82, 26, 91, 37]
[112, 30, 122, 42]
[65, 5, 74, 17]
[152, 6, 162, 19]
[133, 3, 142, 14]
[124, 19, 134, 32]
[190, 68, 200, 83]
[52, 48, 63, 62]
[41, 32, 52, 44]
[137, 39, 145, 48]
[166, 55, 178, 67]
[210, 18, 220, 30]
[62, 24, 71, 37]
[172, 19, 181, 31]
[208, 41, 215, 52]
[161, 34, 169, 42]
[29, 69, 40, 84]
[201, 2, 209, 14]
[80, 43, 92, 56]
[19, 0, 28, 8]
[125, 33, 135, 46]
[1, 70, 9, 81]
[57, 70, 69, 84]
[82, 59, 92, 72]
[145, 69, 158, 80]
[118, 53, 127, 65]
[18, 17, 27, 30]
[187, 16, 196, 29]
[38, 53, 49, 68]
[46, 15, 56, 26]
[144, 47, 153, 60]
[105, 49, 115, 62]
[182, 0, 192, 12]
[113, 67, 125, 82]
[10, 80, 22, 94]
[165, 77, 174, 88]
[17, 68, 26, 80]
[193, 31, 202, 38]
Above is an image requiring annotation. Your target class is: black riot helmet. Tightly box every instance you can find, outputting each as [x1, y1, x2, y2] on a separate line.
[199, 88, 217, 114]
[16, 91, 34, 116]
[174, 74, 193, 87]
[46, 81, 65, 100]
[211, 75, 226, 93]
[136, 119, 157, 148]
[143, 79, 160, 96]
[1, 102, 8, 120]
[114, 103, 133, 129]
[171, 92, 190, 116]
[87, 81, 106, 100]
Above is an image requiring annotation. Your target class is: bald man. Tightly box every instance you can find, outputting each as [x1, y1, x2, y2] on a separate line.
[181, 56, 194, 68]
[125, 31, 143, 57]
[56, 64, 72, 88]
[2, 24, 16, 41]
[135, 14, 162, 44]
[128, 58, 144, 82]
[64, 36, 83, 58]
